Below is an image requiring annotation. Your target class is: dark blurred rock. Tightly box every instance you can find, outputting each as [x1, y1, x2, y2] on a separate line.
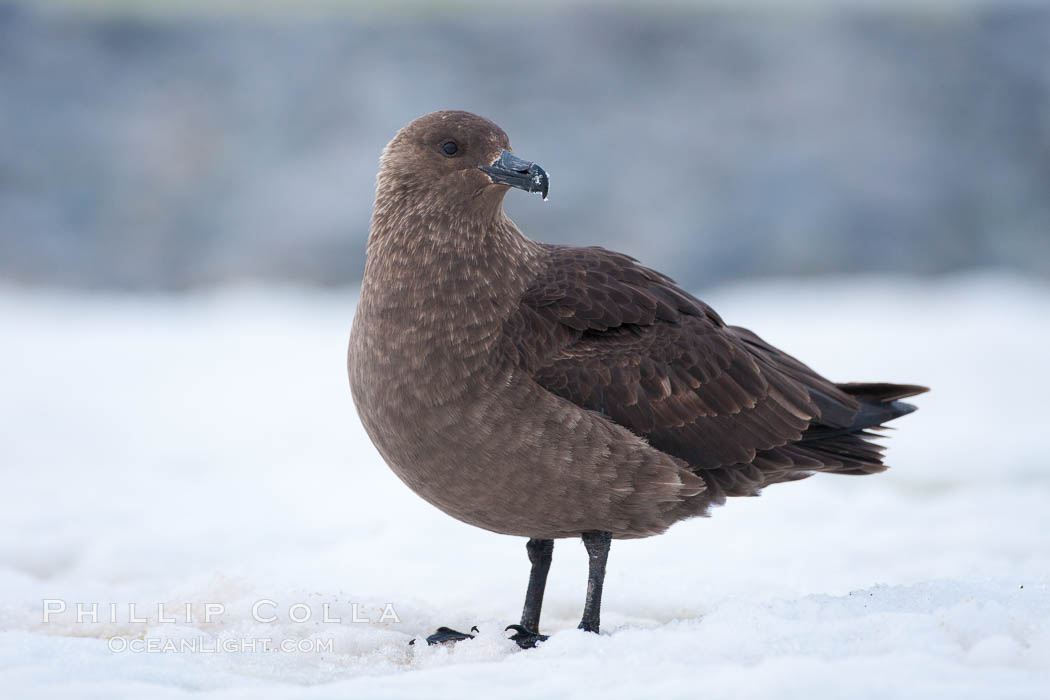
[1, 2, 1048, 290]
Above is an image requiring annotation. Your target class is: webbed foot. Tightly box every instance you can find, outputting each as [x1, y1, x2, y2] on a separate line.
[505, 624, 549, 649]
[416, 625, 478, 646]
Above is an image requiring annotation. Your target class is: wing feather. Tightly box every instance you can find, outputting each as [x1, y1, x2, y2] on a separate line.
[503, 245, 865, 473]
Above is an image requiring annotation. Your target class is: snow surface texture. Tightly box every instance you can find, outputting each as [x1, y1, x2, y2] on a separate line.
[1, 274, 1048, 699]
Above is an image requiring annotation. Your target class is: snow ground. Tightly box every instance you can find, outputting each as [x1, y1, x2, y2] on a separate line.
[1, 273, 1048, 699]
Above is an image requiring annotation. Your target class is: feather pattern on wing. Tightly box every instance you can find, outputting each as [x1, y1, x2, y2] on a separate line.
[502, 244, 924, 495]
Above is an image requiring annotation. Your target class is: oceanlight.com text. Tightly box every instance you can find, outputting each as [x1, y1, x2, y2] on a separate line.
[107, 636, 334, 654]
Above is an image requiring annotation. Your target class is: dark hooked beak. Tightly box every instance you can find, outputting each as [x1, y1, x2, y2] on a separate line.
[478, 150, 549, 200]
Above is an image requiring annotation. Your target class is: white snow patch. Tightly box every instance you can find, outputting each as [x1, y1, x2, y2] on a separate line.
[0, 273, 1048, 698]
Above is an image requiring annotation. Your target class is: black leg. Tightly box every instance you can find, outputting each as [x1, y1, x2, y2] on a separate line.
[578, 531, 612, 634]
[506, 538, 554, 649]
[521, 538, 554, 630]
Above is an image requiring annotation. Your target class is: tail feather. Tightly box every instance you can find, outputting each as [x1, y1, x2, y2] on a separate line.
[837, 382, 930, 403]
[697, 381, 928, 499]
[802, 382, 928, 442]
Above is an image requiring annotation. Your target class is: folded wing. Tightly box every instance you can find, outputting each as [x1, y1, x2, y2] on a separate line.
[503, 245, 922, 490]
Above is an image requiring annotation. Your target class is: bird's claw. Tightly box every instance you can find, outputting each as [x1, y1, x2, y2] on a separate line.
[414, 625, 479, 646]
[505, 624, 549, 649]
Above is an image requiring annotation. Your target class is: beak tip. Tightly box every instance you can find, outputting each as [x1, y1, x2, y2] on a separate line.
[536, 175, 549, 201]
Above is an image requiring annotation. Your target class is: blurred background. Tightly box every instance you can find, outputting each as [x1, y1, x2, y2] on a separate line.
[3, 1, 1050, 695]
[2, 0, 1048, 290]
